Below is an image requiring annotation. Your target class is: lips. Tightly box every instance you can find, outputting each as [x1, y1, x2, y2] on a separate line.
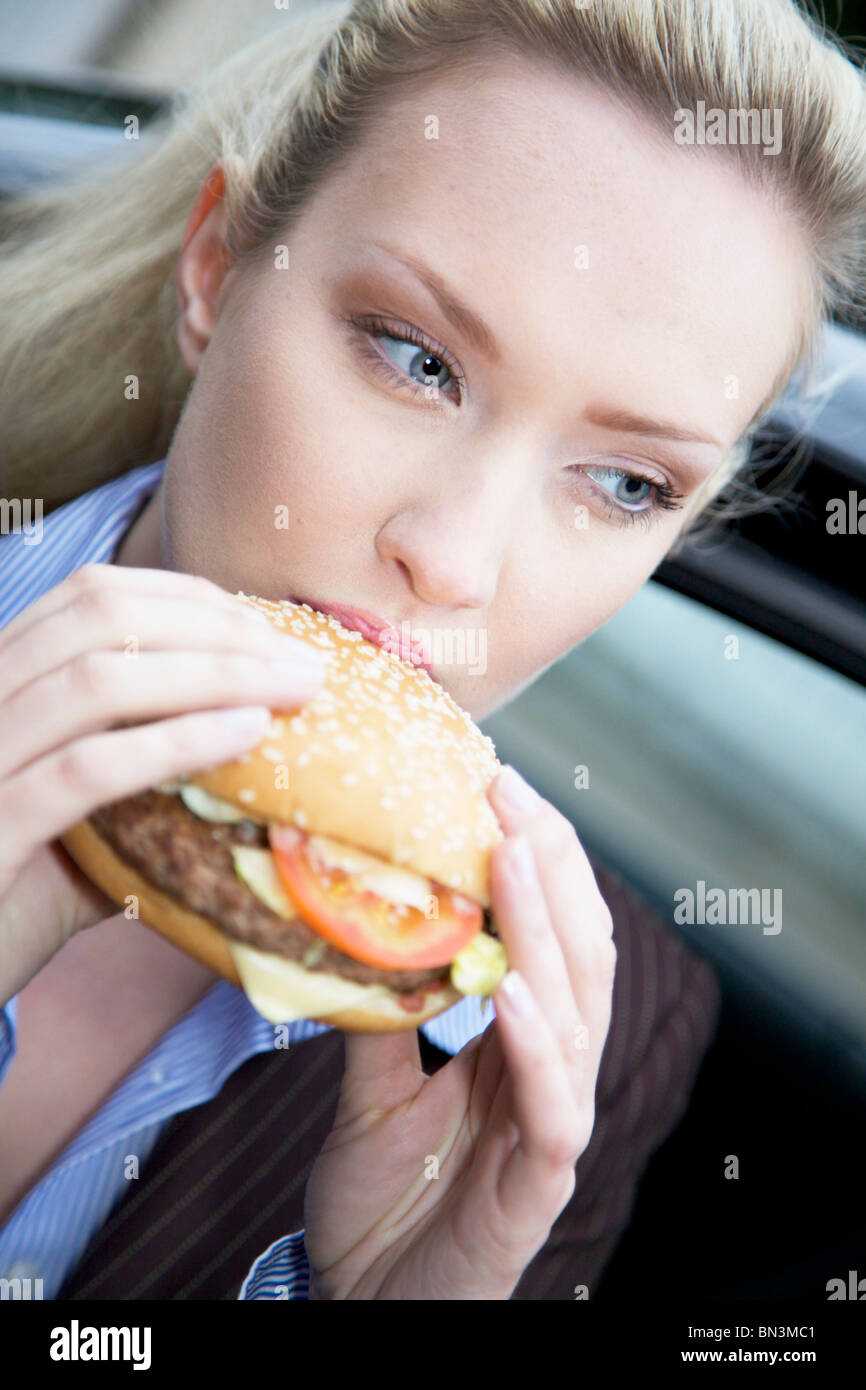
[288, 597, 435, 678]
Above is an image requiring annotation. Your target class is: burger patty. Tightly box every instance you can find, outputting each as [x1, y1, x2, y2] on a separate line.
[90, 790, 451, 993]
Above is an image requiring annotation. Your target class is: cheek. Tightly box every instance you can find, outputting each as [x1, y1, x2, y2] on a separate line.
[170, 315, 373, 544]
[218, 309, 394, 517]
[163, 332, 404, 588]
[494, 536, 666, 682]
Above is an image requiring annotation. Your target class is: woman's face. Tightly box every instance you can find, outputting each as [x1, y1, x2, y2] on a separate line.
[124, 55, 811, 721]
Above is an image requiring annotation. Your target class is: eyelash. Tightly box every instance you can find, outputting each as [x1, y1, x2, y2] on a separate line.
[350, 313, 466, 398]
[575, 468, 685, 531]
[348, 313, 686, 529]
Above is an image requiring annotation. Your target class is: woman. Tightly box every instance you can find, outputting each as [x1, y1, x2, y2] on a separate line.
[0, 0, 863, 1300]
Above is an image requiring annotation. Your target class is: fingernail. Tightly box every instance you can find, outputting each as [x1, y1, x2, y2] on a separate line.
[270, 657, 326, 685]
[497, 764, 542, 812]
[499, 969, 538, 1018]
[215, 705, 272, 734]
[279, 641, 328, 672]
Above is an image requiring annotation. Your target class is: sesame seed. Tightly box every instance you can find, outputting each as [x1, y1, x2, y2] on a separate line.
[228, 593, 504, 884]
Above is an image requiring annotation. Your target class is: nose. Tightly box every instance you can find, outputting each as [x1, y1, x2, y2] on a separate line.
[375, 465, 516, 613]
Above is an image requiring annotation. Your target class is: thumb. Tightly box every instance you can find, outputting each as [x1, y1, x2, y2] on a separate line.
[335, 1028, 425, 1127]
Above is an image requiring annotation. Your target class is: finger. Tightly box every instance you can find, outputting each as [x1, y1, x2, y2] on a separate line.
[488, 833, 578, 1065]
[0, 562, 250, 654]
[488, 766, 608, 918]
[0, 704, 276, 878]
[490, 970, 592, 1238]
[512, 809, 616, 1062]
[0, 590, 321, 706]
[446, 1022, 503, 1141]
[489, 767, 616, 1055]
[1, 648, 326, 779]
[334, 1030, 425, 1128]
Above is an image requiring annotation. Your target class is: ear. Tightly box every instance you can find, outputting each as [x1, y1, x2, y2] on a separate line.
[176, 155, 250, 375]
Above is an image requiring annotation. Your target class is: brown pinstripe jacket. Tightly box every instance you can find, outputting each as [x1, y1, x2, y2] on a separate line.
[57, 856, 721, 1300]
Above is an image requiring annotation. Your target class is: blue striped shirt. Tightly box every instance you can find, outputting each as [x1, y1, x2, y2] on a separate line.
[0, 459, 493, 1300]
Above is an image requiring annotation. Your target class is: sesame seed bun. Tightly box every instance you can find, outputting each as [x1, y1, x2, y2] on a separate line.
[60, 595, 504, 1033]
[191, 594, 504, 905]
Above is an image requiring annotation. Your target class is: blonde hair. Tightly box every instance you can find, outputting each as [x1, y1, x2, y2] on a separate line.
[1, 0, 864, 553]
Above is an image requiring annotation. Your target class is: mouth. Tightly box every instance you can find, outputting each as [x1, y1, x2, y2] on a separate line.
[288, 597, 436, 679]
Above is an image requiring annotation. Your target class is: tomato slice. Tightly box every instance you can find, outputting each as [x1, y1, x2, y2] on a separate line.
[268, 825, 482, 969]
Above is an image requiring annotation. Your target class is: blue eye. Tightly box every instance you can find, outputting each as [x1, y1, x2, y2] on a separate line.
[570, 463, 686, 529]
[378, 334, 454, 391]
[585, 465, 654, 510]
[350, 313, 465, 402]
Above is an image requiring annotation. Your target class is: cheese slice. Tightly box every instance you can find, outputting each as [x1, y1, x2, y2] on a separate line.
[227, 940, 393, 1023]
[307, 833, 435, 911]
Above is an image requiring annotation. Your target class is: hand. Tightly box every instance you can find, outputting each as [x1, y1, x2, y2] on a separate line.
[0, 563, 326, 1001]
[302, 764, 617, 1299]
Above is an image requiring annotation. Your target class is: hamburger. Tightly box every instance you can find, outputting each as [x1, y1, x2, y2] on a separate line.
[60, 594, 509, 1032]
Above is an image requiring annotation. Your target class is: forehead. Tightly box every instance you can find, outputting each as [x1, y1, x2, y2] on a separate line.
[304, 53, 811, 440]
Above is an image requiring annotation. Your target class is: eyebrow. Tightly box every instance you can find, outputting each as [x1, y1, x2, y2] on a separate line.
[370, 240, 501, 361]
[580, 403, 722, 450]
[369, 240, 725, 455]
